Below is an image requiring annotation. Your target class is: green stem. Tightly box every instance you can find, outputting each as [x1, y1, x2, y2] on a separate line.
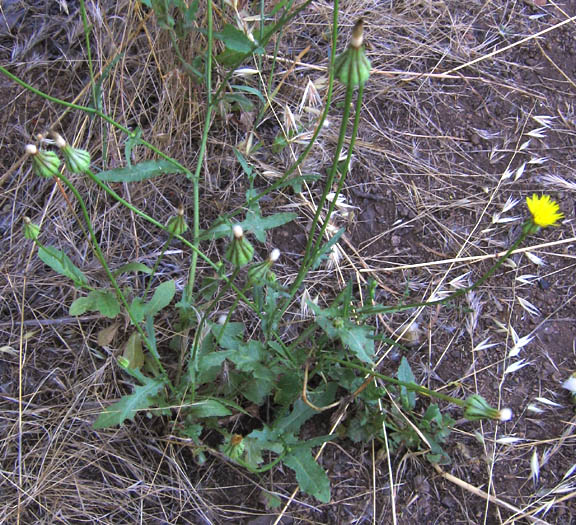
[56, 172, 169, 378]
[188, 268, 241, 382]
[79, 0, 97, 110]
[143, 233, 175, 298]
[307, 82, 364, 265]
[301, 84, 355, 265]
[0, 66, 193, 178]
[184, 0, 213, 303]
[324, 357, 467, 408]
[273, 82, 363, 324]
[82, 167, 256, 311]
[262, 1, 341, 334]
[358, 232, 528, 316]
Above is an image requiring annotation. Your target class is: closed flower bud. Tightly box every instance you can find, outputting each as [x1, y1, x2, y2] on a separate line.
[61, 144, 91, 173]
[226, 225, 254, 267]
[26, 145, 61, 178]
[334, 19, 371, 88]
[464, 394, 498, 420]
[23, 217, 41, 241]
[247, 248, 280, 285]
[117, 356, 131, 369]
[166, 205, 189, 236]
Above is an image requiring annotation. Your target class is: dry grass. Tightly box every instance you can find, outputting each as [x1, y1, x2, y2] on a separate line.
[1, 0, 576, 523]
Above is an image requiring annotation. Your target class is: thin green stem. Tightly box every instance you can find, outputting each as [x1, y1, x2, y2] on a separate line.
[184, 0, 213, 303]
[56, 172, 169, 378]
[144, 234, 175, 298]
[188, 268, 241, 383]
[324, 357, 467, 408]
[0, 66, 193, 178]
[358, 232, 528, 316]
[307, 82, 364, 265]
[79, 0, 97, 109]
[82, 167, 256, 311]
[270, 82, 362, 327]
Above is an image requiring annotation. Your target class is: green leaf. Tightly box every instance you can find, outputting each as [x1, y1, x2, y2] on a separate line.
[214, 24, 255, 53]
[93, 376, 164, 428]
[145, 280, 176, 316]
[122, 332, 144, 369]
[244, 426, 284, 465]
[188, 399, 232, 418]
[199, 219, 232, 241]
[130, 297, 147, 324]
[233, 148, 253, 178]
[38, 245, 89, 288]
[112, 262, 153, 277]
[227, 340, 262, 370]
[398, 357, 417, 410]
[215, 48, 245, 67]
[274, 372, 302, 406]
[276, 383, 337, 434]
[242, 210, 297, 243]
[340, 324, 374, 364]
[261, 491, 282, 509]
[224, 93, 255, 112]
[69, 290, 121, 318]
[96, 160, 184, 182]
[211, 322, 244, 350]
[197, 350, 232, 385]
[182, 0, 199, 27]
[231, 84, 266, 106]
[284, 448, 331, 503]
[242, 372, 274, 404]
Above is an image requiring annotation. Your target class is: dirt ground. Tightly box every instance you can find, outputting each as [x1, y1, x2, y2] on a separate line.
[1, 1, 576, 524]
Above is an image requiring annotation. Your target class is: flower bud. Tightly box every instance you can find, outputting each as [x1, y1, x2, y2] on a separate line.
[562, 372, 576, 404]
[61, 144, 91, 173]
[464, 394, 512, 422]
[334, 19, 371, 88]
[26, 145, 61, 178]
[350, 19, 364, 48]
[23, 217, 40, 241]
[247, 249, 280, 285]
[269, 248, 281, 263]
[166, 205, 189, 236]
[117, 356, 131, 369]
[222, 433, 245, 460]
[562, 373, 576, 393]
[226, 225, 254, 267]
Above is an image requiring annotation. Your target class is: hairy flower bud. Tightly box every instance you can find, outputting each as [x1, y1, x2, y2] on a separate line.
[166, 205, 189, 236]
[61, 144, 91, 174]
[226, 225, 254, 267]
[23, 216, 40, 241]
[26, 145, 61, 178]
[464, 394, 512, 422]
[334, 19, 371, 88]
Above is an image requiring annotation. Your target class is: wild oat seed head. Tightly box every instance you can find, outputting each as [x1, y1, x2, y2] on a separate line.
[561, 374, 576, 393]
[526, 194, 563, 228]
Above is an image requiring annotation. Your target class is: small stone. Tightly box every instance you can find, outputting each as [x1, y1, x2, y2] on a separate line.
[469, 133, 481, 146]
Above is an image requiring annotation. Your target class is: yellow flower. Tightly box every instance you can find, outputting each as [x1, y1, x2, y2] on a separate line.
[526, 194, 563, 228]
